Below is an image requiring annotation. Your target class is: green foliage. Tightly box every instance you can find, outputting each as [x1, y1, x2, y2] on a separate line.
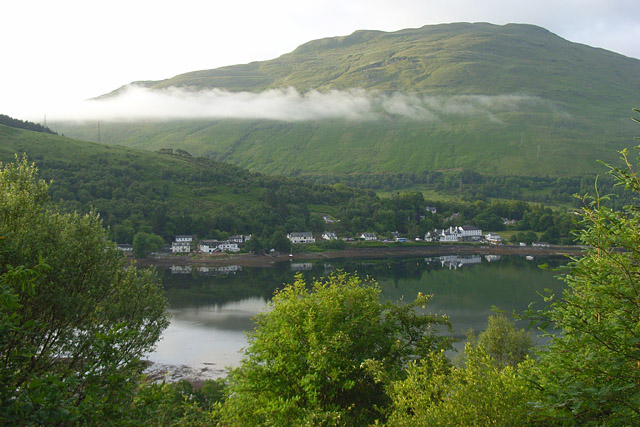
[133, 231, 165, 257]
[127, 379, 226, 426]
[1, 125, 581, 250]
[0, 113, 57, 134]
[268, 230, 292, 253]
[0, 157, 169, 424]
[222, 272, 451, 426]
[529, 146, 640, 425]
[475, 314, 534, 369]
[386, 346, 539, 426]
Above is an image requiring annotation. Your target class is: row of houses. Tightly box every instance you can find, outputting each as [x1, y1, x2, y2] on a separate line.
[287, 231, 381, 244]
[171, 234, 251, 254]
[424, 226, 484, 242]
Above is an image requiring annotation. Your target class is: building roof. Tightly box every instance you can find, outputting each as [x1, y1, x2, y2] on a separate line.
[289, 232, 313, 238]
[460, 225, 480, 231]
[199, 239, 220, 245]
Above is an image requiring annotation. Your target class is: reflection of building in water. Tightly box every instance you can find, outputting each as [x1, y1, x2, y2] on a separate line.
[216, 265, 242, 274]
[323, 263, 334, 275]
[197, 265, 242, 276]
[485, 255, 502, 263]
[291, 263, 313, 271]
[170, 265, 192, 274]
[424, 255, 482, 270]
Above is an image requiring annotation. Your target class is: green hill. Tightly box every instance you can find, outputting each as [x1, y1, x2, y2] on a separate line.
[56, 23, 640, 181]
[0, 124, 371, 242]
[1, 123, 605, 246]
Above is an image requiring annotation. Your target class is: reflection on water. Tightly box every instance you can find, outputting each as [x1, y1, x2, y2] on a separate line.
[149, 255, 568, 375]
[149, 297, 267, 371]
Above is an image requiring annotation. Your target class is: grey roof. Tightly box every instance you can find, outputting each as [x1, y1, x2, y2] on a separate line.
[460, 225, 480, 230]
[289, 232, 313, 237]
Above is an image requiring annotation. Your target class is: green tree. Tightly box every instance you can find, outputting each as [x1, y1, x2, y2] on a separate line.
[0, 158, 169, 424]
[221, 272, 451, 426]
[269, 230, 292, 253]
[132, 231, 165, 257]
[386, 345, 538, 426]
[476, 314, 534, 369]
[244, 235, 264, 254]
[530, 145, 640, 425]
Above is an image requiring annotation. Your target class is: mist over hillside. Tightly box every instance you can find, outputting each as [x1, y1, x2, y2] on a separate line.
[53, 22, 640, 180]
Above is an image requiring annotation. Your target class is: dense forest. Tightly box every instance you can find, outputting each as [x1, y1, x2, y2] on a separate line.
[308, 170, 633, 208]
[31, 155, 580, 247]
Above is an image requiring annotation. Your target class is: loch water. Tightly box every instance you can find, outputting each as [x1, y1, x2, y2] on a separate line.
[148, 255, 567, 377]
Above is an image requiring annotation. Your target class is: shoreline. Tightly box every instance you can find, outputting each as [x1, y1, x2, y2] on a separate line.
[134, 244, 584, 268]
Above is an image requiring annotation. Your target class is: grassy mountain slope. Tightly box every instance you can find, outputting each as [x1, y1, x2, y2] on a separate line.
[0, 124, 366, 241]
[59, 23, 640, 179]
[118, 23, 640, 106]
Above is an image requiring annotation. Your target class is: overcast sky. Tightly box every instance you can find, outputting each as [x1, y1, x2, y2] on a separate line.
[2, 0, 638, 121]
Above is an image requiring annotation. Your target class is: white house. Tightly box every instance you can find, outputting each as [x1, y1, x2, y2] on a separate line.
[218, 241, 240, 252]
[485, 233, 502, 244]
[322, 232, 338, 240]
[425, 206, 437, 214]
[360, 232, 377, 241]
[175, 235, 194, 243]
[458, 225, 482, 240]
[200, 239, 240, 253]
[229, 235, 244, 244]
[424, 231, 439, 242]
[439, 227, 460, 242]
[288, 232, 315, 244]
[199, 239, 220, 253]
[171, 241, 191, 253]
[116, 243, 133, 252]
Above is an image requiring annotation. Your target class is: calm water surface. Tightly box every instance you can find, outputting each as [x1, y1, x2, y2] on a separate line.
[148, 255, 567, 376]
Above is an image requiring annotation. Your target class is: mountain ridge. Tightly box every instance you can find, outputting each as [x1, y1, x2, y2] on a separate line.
[62, 23, 640, 180]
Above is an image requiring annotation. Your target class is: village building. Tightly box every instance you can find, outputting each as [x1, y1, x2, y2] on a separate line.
[199, 239, 219, 253]
[360, 232, 378, 241]
[175, 235, 194, 243]
[116, 243, 133, 252]
[171, 241, 191, 253]
[439, 227, 460, 242]
[424, 230, 439, 242]
[485, 233, 502, 244]
[425, 206, 437, 214]
[458, 225, 482, 240]
[322, 231, 338, 240]
[218, 241, 240, 252]
[287, 232, 315, 244]
[200, 239, 240, 253]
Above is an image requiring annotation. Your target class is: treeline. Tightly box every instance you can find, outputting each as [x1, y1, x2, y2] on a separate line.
[330, 192, 577, 245]
[24, 152, 579, 248]
[0, 114, 57, 135]
[308, 170, 634, 207]
[25, 153, 364, 245]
